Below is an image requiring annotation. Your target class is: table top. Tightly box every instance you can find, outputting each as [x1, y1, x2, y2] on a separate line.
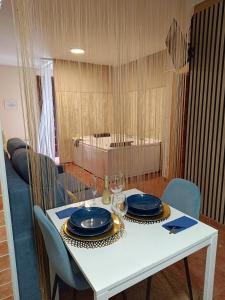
[47, 188, 218, 295]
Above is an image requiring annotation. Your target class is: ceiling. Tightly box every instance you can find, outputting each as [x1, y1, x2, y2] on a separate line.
[0, 0, 201, 66]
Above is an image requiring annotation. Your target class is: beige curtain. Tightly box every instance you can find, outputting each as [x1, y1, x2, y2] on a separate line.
[11, 1, 192, 298]
[54, 50, 175, 176]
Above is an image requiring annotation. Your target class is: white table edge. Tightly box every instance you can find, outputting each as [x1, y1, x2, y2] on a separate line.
[94, 232, 218, 300]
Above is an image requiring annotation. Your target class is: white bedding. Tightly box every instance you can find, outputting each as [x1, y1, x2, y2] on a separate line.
[72, 135, 161, 178]
[73, 135, 160, 150]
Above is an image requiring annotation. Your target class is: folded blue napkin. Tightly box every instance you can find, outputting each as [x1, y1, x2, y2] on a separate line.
[162, 216, 198, 233]
[56, 207, 79, 219]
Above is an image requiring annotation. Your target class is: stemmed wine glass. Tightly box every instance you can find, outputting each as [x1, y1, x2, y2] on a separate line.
[109, 174, 125, 195]
[89, 175, 98, 205]
[111, 193, 128, 228]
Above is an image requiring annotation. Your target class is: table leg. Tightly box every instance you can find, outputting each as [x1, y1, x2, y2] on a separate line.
[203, 234, 218, 300]
[94, 293, 109, 300]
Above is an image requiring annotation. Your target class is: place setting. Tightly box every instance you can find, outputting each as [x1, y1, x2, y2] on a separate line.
[124, 193, 171, 224]
[59, 176, 127, 248]
[60, 205, 125, 248]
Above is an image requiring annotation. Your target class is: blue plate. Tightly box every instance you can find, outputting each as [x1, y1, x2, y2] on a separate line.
[127, 204, 163, 217]
[67, 220, 113, 237]
[127, 194, 162, 214]
[69, 207, 112, 233]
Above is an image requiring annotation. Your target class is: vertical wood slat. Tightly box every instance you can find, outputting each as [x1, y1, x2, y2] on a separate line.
[201, 5, 214, 214]
[185, 14, 197, 180]
[198, 7, 211, 214]
[195, 9, 206, 187]
[189, 13, 200, 183]
[209, 1, 224, 218]
[202, 3, 217, 217]
[218, 28, 225, 222]
[191, 11, 202, 183]
[205, 2, 220, 217]
[185, 0, 225, 224]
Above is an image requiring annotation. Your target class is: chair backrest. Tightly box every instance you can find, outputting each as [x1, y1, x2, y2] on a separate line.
[161, 178, 201, 220]
[33, 206, 75, 287]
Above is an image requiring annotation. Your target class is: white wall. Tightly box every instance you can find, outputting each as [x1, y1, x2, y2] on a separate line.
[0, 65, 25, 140]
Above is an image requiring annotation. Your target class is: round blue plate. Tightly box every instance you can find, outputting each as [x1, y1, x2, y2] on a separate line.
[69, 207, 112, 233]
[127, 204, 163, 217]
[127, 194, 162, 214]
[67, 220, 113, 237]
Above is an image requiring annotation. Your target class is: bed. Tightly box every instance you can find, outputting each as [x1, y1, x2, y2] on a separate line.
[72, 134, 161, 178]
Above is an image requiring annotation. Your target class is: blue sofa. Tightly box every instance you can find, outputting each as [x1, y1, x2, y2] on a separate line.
[5, 151, 41, 300]
[5, 138, 92, 300]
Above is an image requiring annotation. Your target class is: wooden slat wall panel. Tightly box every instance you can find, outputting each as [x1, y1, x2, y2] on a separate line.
[185, 0, 225, 223]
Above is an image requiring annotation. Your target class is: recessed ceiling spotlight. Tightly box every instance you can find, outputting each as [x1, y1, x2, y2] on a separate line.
[70, 48, 85, 54]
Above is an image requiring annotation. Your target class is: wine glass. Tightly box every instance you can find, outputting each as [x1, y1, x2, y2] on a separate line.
[109, 174, 124, 195]
[112, 193, 128, 228]
[89, 175, 97, 205]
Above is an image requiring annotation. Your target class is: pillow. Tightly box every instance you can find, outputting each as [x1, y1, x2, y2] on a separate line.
[7, 138, 28, 157]
[11, 148, 30, 183]
[110, 141, 133, 147]
[93, 133, 111, 138]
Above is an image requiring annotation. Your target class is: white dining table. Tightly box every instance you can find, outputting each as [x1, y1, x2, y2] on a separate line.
[47, 188, 218, 300]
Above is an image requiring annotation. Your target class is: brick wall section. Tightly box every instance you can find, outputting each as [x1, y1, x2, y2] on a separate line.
[0, 195, 13, 300]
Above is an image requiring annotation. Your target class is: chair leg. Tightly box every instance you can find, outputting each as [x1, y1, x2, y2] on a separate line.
[122, 291, 127, 300]
[146, 276, 152, 300]
[73, 288, 77, 300]
[51, 274, 59, 300]
[184, 257, 193, 300]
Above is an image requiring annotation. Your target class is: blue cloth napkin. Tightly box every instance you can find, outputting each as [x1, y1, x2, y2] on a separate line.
[56, 207, 79, 219]
[162, 216, 198, 233]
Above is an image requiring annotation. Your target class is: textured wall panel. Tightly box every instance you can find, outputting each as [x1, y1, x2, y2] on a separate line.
[185, 0, 225, 223]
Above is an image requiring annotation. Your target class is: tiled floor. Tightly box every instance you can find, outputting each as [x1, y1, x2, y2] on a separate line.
[62, 164, 225, 300]
[0, 195, 13, 300]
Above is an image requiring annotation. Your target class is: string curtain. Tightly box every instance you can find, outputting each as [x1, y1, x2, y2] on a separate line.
[11, 0, 192, 298]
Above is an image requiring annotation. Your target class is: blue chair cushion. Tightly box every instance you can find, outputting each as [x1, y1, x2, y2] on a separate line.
[7, 138, 28, 157]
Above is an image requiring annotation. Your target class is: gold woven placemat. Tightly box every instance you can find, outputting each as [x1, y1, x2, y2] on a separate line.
[124, 203, 170, 224]
[60, 214, 125, 248]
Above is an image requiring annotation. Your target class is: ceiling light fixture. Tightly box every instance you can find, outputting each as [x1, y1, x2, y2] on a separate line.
[70, 48, 85, 54]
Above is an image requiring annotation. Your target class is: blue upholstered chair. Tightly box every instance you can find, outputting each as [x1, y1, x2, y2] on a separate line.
[146, 178, 201, 300]
[161, 178, 201, 220]
[33, 206, 90, 300]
